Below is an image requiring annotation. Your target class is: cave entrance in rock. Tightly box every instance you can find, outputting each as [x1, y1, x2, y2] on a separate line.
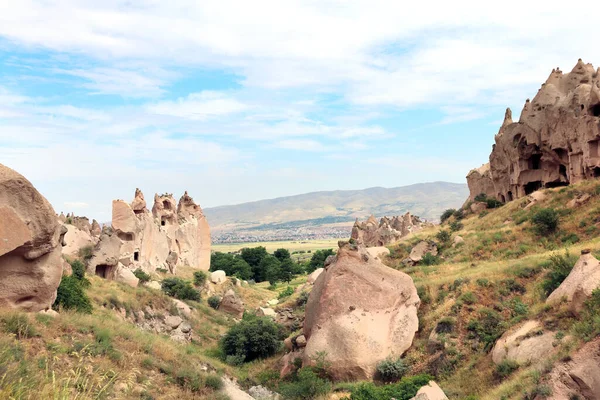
[95, 264, 114, 279]
[161, 216, 167, 226]
[590, 140, 600, 158]
[524, 181, 542, 195]
[545, 181, 569, 189]
[507, 191, 514, 201]
[529, 154, 542, 170]
[594, 167, 600, 178]
[559, 164, 568, 181]
[163, 200, 171, 209]
[134, 251, 139, 262]
[499, 194, 506, 203]
[591, 103, 600, 117]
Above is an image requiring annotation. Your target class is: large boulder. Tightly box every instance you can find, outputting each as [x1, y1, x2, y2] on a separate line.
[211, 270, 227, 284]
[0, 163, 63, 311]
[409, 241, 438, 264]
[410, 381, 448, 400]
[547, 251, 600, 313]
[115, 264, 139, 288]
[491, 320, 558, 365]
[302, 242, 420, 381]
[219, 289, 244, 318]
[61, 224, 95, 257]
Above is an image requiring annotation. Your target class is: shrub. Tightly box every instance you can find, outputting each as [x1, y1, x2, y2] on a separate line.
[572, 289, 600, 341]
[376, 357, 409, 382]
[204, 375, 223, 390]
[531, 208, 559, 235]
[467, 308, 504, 351]
[436, 230, 451, 243]
[421, 253, 440, 266]
[561, 233, 580, 245]
[453, 209, 465, 220]
[460, 292, 477, 305]
[541, 251, 577, 297]
[133, 268, 151, 284]
[349, 374, 433, 400]
[78, 245, 94, 261]
[476, 278, 490, 287]
[193, 271, 207, 286]
[70, 259, 89, 286]
[278, 286, 295, 299]
[296, 291, 310, 307]
[307, 249, 335, 273]
[207, 296, 221, 310]
[1, 313, 37, 339]
[449, 221, 463, 232]
[435, 317, 455, 334]
[474, 193, 488, 202]
[278, 367, 332, 400]
[440, 209, 456, 224]
[495, 360, 519, 380]
[221, 315, 284, 363]
[53, 264, 93, 314]
[161, 278, 201, 301]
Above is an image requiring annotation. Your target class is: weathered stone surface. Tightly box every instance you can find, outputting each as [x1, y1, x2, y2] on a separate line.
[131, 188, 147, 214]
[307, 268, 324, 284]
[303, 242, 420, 381]
[112, 200, 138, 237]
[172, 298, 191, 317]
[258, 307, 277, 317]
[469, 201, 487, 214]
[567, 193, 591, 208]
[547, 252, 600, 313]
[295, 335, 307, 347]
[165, 315, 183, 329]
[365, 246, 390, 261]
[90, 219, 102, 237]
[0, 163, 63, 311]
[409, 241, 438, 264]
[248, 385, 280, 400]
[351, 213, 425, 247]
[211, 270, 227, 284]
[219, 289, 244, 318]
[62, 224, 95, 257]
[115, 263, 139, 287]
[491, 320, 558, 365]
[410, 381, 448, 400]
[453, 236, 464, 247]
[467, 60, 600, 202]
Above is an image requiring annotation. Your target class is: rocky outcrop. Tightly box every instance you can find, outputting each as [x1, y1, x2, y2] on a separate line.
[547, 251, 600, 313]
[306, 268, 324, 284]
[410, 381, 448, 400]
[211, 270, 227, 284]
[491, 320, 559, 365]
[0, 163, 64, 311]
[408, 241, 438, 264]
[219, 289, 244, 318]
[467, 59, 600, 202]
[302, 241, 420, 380]
[539, 337, 600, 400]
[351, 213, 425, 247]
[61, 224, 96, 257]
[365, 246, 390, 261]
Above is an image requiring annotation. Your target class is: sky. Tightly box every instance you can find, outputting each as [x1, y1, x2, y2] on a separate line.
[1, 0, 599, 222]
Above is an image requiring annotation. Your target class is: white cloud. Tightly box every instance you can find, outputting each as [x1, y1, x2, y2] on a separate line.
[274, 139, 326, 152]
[147, 91, 249, 120]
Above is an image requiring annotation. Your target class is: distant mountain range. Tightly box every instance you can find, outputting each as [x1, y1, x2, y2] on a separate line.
[204, 182, 469, 243]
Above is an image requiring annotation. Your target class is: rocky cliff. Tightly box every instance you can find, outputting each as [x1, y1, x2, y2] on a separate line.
[467, 59, 600, 202]
[351, 212, 425, 247]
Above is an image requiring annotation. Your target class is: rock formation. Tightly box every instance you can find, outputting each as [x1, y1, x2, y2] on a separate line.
[87, 189, 211, 282]
[467, 59, 600, 202]
[351, 213, 424, 247]
[491, 320, 559, 365]
[0, 163, 64, 311]
[410, 381, 449, 400]
[218, 289, 244, 318]
[301, 241, 420, 380]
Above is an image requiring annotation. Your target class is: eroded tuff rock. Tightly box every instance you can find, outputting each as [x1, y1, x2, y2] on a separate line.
[547, 251, 600, 313]
[351, 213, 425, 247]
[0, 163, 63, 311]
[491, 320, 559, 365]
[62, 224, 96, 257]
[410, 381, 449, 400]
[218, 289, 244, 318]
[87, 189, 211, 282]
[301, 241, 420, 380]
[467, 59, 600, 202]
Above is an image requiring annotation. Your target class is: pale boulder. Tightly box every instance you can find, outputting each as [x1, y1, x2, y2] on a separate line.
[219, 289, 244, 318]
[365, 246, 390, 261]
[410, 381, 448, 400]
[146, 281, 161, 290]
[172, 298, 192, 317]
[567, 193, 591, 208]
[470, 201, 487, 214]
[491, 320, 558, 365]
[115, 264, 139, 287]
[547, 251, 600, 313]
[211, 270, 227, 284]
[307, 268, 324, 284]
[453, 236, 464, 247]
[258, 307, 277, 317]
[165, 315, 183, 329]
[61, 224, 95, 257]
[112, 200, 138, 237]
[409, 241, 438, 264]
[303, 242, 420, 381]
[0, 163, 63, 311]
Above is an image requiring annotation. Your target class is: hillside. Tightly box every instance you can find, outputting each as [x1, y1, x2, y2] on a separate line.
[205, 182, 468, 242]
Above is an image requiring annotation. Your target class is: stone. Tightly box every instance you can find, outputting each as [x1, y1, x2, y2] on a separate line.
[0, 163, 63, 311]
[409, 241, 438, 264]
[365, 246, 390, 261]
[567, 193, 591, 208]
[258, 307, 277, 317]
[248, 385, 280, 400]
[303, 242, 420, 381]
[351, 213, 426, 247]
[295, 335, 307, 347]
[180, 322, 192, 333]
[267, 299, 279, 306]
[307, 268, 324, 284]
[172, 298, 191, 317]
[469, 201, 487, 214]
[165, 315, 183, 329]
[146, 281, 162, 290]
[39, 309, 59, 317]
[452, 236, 464, 247]
[90, 219, 102, 237]
[211, 270, 227, 284]
[131, 188, 147, 214]
[115, 264, 139, 287]
[410, 381, 448, 400]
[219, 289, 244, 318]
[491, 320, 558, 365]
[284, 337, 293, 351]
[280, 351, 303, 378]
[61, 224, 95, 257]
[547, 252, 600, 313]
[467, 60, 600, 203]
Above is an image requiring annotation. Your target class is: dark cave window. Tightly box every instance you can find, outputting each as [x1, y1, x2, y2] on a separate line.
[134, 251, 139, 261]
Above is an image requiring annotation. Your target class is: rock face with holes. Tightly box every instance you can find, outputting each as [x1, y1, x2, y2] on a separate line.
[87, 189, 211, 282]
[0, 163, 64, 311]
[351, 213, 425, 247]
[467, 59, 600, 203]
[302, 241, 420, 381]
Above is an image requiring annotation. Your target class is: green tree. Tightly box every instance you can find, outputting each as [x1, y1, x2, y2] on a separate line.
[440, 209, 456, 223]
[307, 249, 335, 273]
[240, 246, 269, 268]
[279, 258, 302, 283]
[531, 208, 559, 236]
[210, 252, 236, 272]
[274, 248, 291, 262]
[220, 314, 284, 363]
[258, 254, 282, 284]
[230, 258, 253, 280]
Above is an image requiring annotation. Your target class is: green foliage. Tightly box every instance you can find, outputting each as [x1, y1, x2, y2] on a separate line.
[417, 286, 432, 305]
[348, 374, 433, 400]
[376, 357, 409, 382]
[449, 221, 463, 232]
[133, 268, 151, 284]
[240, 246, 269, 269]
[296, 291, 310, 307]
[460, 291, 477, 305]
[541, 251, 577, 297]
[208, 296, 221, 310]
[53, 260, 93, 313]
[204, 375, 223, 390]
[1, 314, 37, 339]
[278, 286, 295, 299]
[476, 278, 490, 287]
[531, 208, 560, 236]
[161, 277, 201, 301]
[495, 360, 519, 380]
[210, 252, 253, 280]
[273, 248, 291, 261]
[560, 233, 580, 245]
[279, 258, 303, 283]
[278, 367, 332, 400]
[507, 298, 529, 317]
[453, 209, 465, 220]
[474, 193, 487, 202]
[486, 198, 504, 209]
[436, 230, 451, 243]
[78, 245, 94, 261]
[259, 254, 282, 284]
[307, 249, 335, 273]
[440, 209, 456, 223]
[421, 252, 440, 266]
[220, 314, 284, 363]
[193, 271, 207, 286]
[435, 317, 456, 334]
[467, 308, 504, 351]
[573, 289, 600, 341]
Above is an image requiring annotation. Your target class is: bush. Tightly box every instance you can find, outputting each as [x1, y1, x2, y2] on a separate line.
[460, 291, 477, 305]
[278, 367, 332, 400]
[133, 268, 151, 284]
[449, 221, 463, 232]
[467, 308, 504, 351]
[78, 245, 94, 261]
[53, 260, 93, 313]
[440, 209, 456, 223]
[307, 249, 335, 273]
[421, 252, 440, 266]
[193, 271, 207, 286]
[208, 296, 221, 309]
[541, 252, 577, 297]
[221, 315, 284, 363]
[531, 208, 560, 235]
[486, 198, 504, 209]
[436, 230, 451, 243]
[349, 374, 433, 400]
[1, 313, 37, 339]
[376, 357, 409, 382]
[278, 286, 294, 299]
[161, 278, 201, 301]
[495, 360, 519, 380]
[296, 291, 310, 307]
[573, 289, 600, 341]
[70, 259, 89, 286]
[204, 375, 223, 390]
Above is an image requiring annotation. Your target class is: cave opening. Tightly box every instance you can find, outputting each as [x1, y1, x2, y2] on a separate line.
[95, 264, 113, 279]
[161, 219, 166, 226]
[134, 251, 139, 262]
[499, 194, 506, 203]
[594, 167, 600, 178]
[524, 181, 542, 195]
[507, 191, 514, 201]
[530, 154, 542, 170]
[591, 103, 600, 117]
[559, 164, 568, 181]
[163, 200, 171, 209]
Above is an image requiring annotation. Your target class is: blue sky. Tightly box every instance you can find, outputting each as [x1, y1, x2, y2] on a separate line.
[0, 0, 598, 221]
